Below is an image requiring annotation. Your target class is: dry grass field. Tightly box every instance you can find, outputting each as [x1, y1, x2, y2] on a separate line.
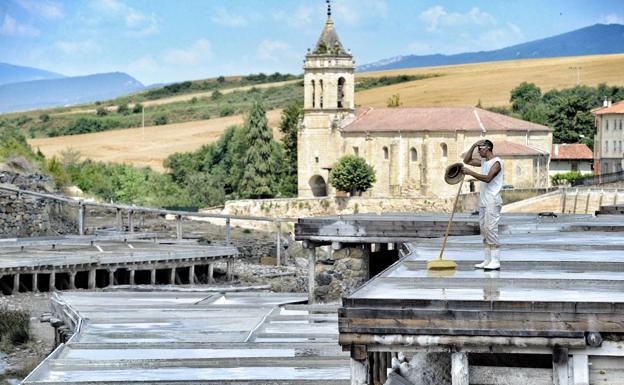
[30, 109, 282, 172]
[356, 53, 624, 107]
[29, 54, 624, 170]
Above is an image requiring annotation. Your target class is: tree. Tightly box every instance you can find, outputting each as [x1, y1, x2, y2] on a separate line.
[117, 103, 130, 115]
[278, 102, 303, 196]
[387, 94, 402, 107]
[330, 155, 376, 196]
[239, 100, 276, 199]
[132, 103, 143, 114]
[96, 107, 108, 116]
[510, 82, 541, 114]
[153, 114, 168, 125]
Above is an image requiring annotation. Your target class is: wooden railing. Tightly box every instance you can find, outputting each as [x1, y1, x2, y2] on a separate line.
[0, 184, 295, 265]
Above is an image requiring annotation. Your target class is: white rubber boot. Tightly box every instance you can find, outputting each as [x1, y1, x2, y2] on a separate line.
[474, 246, 491, 269]
[484, 247, 500, 270]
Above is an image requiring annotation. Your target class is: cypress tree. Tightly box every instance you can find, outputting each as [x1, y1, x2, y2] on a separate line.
[278, 101, 302, 196]
[239, 100, 275, 198]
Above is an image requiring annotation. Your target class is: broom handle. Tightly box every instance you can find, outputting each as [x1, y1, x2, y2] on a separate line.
[438, 175, 464, 261]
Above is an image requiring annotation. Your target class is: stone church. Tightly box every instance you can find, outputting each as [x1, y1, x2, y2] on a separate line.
[297, 10, 552, 199]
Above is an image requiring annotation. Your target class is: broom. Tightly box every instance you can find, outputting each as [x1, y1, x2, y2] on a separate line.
[426, 174, 464, 270]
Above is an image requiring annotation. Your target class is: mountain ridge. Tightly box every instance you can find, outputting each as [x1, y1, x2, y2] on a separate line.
[0, 62, 65, 86]
[358, 23, 624, 72]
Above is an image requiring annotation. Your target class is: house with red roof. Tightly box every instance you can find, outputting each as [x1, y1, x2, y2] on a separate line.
[298, 11, 552, 198]
[592, 100, 624, 175]
[549, 143, 593, 176]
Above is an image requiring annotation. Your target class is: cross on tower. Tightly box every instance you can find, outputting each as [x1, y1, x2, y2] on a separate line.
[326, 0, 331, 17]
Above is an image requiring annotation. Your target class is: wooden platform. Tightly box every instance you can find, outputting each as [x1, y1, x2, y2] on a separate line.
[24, 291, 349, 385]
[339, 228, 624, 385]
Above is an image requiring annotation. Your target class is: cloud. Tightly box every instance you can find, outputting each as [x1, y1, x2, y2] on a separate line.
[126, 55, 160, 74]
[55, 40, 102, 55]
[601, 13, 624, 24]
[163, 39, 212, 66]
[211, 7, 248, 27]
[1, 13, 40, 37]
[14, 0, 64, 19]
[90, 0, 159, 36]
[257, 40, 290, 61]
[408, 41, 436, 55]
[419, 5, 496, 32]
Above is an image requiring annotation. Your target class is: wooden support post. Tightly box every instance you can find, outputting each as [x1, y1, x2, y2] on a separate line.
[78, 203, 86, 235]
[572, 189, 579, 214]
[49, 272, 56, 291]
[189, 265, 195, 285]
[553, 347, 569, 385]
[32, 273, 39, 293]
[88, 269, 96, 289]
[225, 217, 231, 246]
[306, 242, 316, 304]
[109, 270, 115, 286]
[372, 351, 380, 385]
[129, 269, 135, 286]
[169, 268, 176, 285]
[379, 350, 388, 384]
[116, 208, 123, 231]
[561, 190, 567, 213]
[13, 273, 19, 293]
[208, 264, 214, 284]
[350, 345, 369, 385]
[615, 189, 620, 205]
[451, 352, 469, 385]
[226, 260, 233, 281]
[128, 210, 134, 233]
[572, 354, 589, 385]
[584, 192, 591, 214]
[598, 189, 604, 209]
[176, 215, 183, 241]
[276, 221, 281, 266]
[69, 272, 76, 290]
[150, 269, 156, 285]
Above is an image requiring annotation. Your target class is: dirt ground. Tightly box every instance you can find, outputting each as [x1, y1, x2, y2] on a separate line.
[0, 292, 55, 384]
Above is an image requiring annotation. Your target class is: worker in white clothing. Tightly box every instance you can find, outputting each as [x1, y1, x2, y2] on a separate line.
[462, 139, 503, 270]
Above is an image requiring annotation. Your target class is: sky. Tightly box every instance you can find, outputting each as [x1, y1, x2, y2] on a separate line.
[1, 0, 623, 85]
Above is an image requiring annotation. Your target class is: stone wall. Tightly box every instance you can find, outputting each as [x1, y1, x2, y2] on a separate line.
[0, 172, 77, 238]
[314, 245, 369, 302]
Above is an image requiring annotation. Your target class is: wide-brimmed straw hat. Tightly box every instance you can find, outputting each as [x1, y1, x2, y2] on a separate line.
[444, 162, 464, 185]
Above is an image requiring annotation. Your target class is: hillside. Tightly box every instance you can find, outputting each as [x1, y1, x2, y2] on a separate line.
[0, 72, 145, 113]
[359, 24, 624, 72]
[26, 54, 624, 170]
[355, 54, 624, 107]
[0, 62, 65, 86]
[29, 110, 283, 172]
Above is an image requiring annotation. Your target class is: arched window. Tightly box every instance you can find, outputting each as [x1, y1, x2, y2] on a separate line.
[337, 77, 346, 108]
[383, 146, 389, 160]
[410, 147, 417, 162]
[311, 80, 316, 108]
[319, 79, 324, 109]
[440, 143, 448, 158]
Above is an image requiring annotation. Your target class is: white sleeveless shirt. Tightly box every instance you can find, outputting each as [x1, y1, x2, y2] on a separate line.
[480, 157, 504, 207]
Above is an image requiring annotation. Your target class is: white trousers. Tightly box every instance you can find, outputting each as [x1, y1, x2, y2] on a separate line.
[479, 205, 501, 246]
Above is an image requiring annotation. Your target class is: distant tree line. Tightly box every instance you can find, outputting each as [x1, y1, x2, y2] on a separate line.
[493, 82, 624, 149]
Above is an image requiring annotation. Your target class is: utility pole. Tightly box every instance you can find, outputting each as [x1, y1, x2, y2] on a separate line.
[141, 105, 145, 141]
[569, 66, 582, 86]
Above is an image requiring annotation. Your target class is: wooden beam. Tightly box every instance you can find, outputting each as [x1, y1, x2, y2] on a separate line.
[451, 352, 469, 385]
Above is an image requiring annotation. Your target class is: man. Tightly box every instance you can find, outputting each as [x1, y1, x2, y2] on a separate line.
[462, 139, 503, 270]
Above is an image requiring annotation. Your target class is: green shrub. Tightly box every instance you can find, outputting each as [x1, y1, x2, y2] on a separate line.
[219, 106, 235, 117]
[0, 308, 31, 351]
[550, 171, 590, 184]
[96, 107, 108, 116]
[117, 103, 130, 115]
[153, 114, 168, 125]
[330, 155, 376, 195]
[132, 103, 143, 114]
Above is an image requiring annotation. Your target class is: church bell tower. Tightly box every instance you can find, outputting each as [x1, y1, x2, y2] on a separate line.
[298, 1, 355, 197]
